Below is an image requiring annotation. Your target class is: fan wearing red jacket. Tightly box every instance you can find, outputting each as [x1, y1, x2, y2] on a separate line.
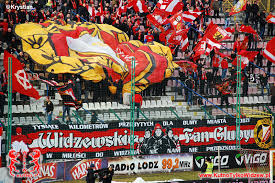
[233, 37, 242, 53]
[221, 59, 228, 79]
[144, 30, 154, 43]
[200, 68, 207, 95]
[132, 93, 143, 118]
[212, 54, 220, 77]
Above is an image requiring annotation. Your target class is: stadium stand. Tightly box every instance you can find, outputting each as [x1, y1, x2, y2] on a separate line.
[0, 0, 274, 126]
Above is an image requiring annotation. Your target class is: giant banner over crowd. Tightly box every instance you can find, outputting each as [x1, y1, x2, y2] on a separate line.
[11, 117, 271, 160]
[14, 21, 178, 94]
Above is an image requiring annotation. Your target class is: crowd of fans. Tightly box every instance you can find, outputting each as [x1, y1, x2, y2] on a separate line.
[0, 0, 274, 114]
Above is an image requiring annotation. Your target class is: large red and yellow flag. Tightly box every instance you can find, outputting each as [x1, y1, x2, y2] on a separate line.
[14, 21, 178, 94]
[230, 0, 247, 16]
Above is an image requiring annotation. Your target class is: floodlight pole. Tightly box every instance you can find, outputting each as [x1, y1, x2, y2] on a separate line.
[236, 55, 241, 149]
[6, 57, 12, 154]
[130, 57, 136, 156]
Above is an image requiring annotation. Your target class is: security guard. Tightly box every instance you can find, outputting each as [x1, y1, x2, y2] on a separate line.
[201, 157, 214, 180]
[205, 157, 214, 175]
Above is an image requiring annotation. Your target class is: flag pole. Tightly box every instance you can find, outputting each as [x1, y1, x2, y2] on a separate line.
[236, 55, 241, 150]
[6, 57, 12, 154]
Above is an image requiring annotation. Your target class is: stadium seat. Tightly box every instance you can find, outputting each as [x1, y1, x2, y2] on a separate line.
[228, 97, 234, 104]
[101, 102, 106, 109]
[253, 96, 259, 104]
[103, 113, 110, 121]
[120, 112, 127, 120]
[157, 100, 162, 107]
[166, 100, 173, 107]
[86, 114, 91, 121]
[216, 98, 221, 105]
[258, 96, 264, 103]
[88, 103, 95, 110]
[23, 105, 31, 113]
[143, 111, 150, 118]
[13, 117, 20, 124]
[55, 93, 62, 100]
[263, 96, 269, 103]
[161, 100, 168, 107]
[109, 113, 116, 120]
[17, 105, 24, 113]
[126, 112, 131, 120]
[212, 18, 216, 24]
[155, 111, 161, 118]
[26, 116, 33, 123]
[36, 104, 44, 113]
[111, 102, 118, 109]
[118, 103, 128, 109]
[98, 114, 104, 121]
[106, 102, 112, 109]
[149, 111, 155, 118]
[248, 96, 254, 104]
[30, 104, 37, 112]
[151, 100, 157, 108]
[243, 97, 249, 104]
[12, 105, 18, 113]
[94, 102, 101, 110]
[20, 117, 26, 123]
[166, 110, 172, 118]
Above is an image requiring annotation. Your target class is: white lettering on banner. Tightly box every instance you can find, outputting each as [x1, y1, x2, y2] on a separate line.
[38, 164, 56, 179]
[180, 127, 253, 143]
[212, 156, 229, 167]
[28, 163, 57, 183]
[29, 131, 140, 149]
[33, 125, 59, 130]
[62, 153, 87, 159]
[108, 153, 193, 174]
[206, 145, 237, 151]
[68, 124, 109, 130]
[207, 119, 227, 125]
[162, 121, 173, 126]
[182, 120, 197, 125]
[70, 159, 101, 180]
[118, 121, 154, 128]
[189, 147, 198, 152]
[217, 118, 249, 124]
[46, 153, 53, 159]
[114, 150, 130, 156]
[235, 153, 268, 166]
